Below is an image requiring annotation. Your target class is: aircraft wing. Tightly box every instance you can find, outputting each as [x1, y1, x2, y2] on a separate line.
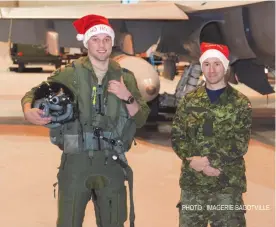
[0, 2, 188, 20]
[0, 0, 266, 19]
[175, 0, 267, 12]
[0, 2, 189, 51]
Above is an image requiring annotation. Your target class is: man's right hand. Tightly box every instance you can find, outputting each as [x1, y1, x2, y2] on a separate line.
[187, 156, 210, 172]
[24, 108, 52, 125]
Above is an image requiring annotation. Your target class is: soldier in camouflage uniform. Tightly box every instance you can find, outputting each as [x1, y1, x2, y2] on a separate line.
[21, 15, 150, 227]
[171, 42, 252, 227]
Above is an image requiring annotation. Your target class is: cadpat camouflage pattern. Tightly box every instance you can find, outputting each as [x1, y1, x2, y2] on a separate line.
[171, 85, 252, 194]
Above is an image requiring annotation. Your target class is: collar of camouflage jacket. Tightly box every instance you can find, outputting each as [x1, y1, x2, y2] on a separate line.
[197, 84, 234, 105]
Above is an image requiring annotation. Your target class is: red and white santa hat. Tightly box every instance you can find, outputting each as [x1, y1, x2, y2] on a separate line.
[199, 42, 230, 72]
[73, 14, 115, 48]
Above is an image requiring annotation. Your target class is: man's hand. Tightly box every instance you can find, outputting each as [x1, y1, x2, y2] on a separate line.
[24, 108, 52, 125]
[202, 166, 221, 177]
[187, 156, 210, 172]
[108, 76, 131, 101]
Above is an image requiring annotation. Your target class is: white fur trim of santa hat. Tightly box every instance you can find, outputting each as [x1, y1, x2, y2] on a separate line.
[81, 24, 115, 48]
[199, 49, 229, 73]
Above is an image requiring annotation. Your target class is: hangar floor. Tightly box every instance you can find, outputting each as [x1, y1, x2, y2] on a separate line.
[0, 121, 274, 227]
[0, 42, 275, 227]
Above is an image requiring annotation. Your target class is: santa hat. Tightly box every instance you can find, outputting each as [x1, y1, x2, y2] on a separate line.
[199, 42, 230, 73]
[73, 14, 115, 48]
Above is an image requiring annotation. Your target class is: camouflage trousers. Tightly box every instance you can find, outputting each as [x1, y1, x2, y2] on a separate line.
[177, 189, 246, 227]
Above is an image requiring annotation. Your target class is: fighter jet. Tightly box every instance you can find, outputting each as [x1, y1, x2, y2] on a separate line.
[0, 1, 274, 113]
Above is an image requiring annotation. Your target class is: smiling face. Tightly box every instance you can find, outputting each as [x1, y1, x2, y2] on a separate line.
[201, 57, 226, 89]
[87, 33, 112, 63]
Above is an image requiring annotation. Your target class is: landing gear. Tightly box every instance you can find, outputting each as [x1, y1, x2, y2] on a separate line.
[175, 64, 202, 101]
[159, 64, 202, 110]
[18, 62, 25, 73]
[147, 95, 159, 120]
[146, 96, 160, 129]
[162, 58, 177, 80]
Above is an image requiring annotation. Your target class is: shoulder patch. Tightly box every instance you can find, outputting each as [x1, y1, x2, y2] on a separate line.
[122, 68, 131, 73]
[50, 68, 61, 77]
[49, 62, 75, 78]
[186, 86, 200, 97]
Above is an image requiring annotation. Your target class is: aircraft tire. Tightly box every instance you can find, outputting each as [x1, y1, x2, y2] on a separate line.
[18, 62, 25, 73]
[162, 59, 176, 80]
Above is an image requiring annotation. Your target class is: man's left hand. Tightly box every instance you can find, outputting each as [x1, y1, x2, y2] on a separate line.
[108, 76, 131, 101]
[202, 166, 221, 176]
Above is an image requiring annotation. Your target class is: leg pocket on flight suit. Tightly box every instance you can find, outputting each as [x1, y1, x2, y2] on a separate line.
[109, 186, 128, 224]
[49, 126, 64, 150]
[56, 154, 69, 192]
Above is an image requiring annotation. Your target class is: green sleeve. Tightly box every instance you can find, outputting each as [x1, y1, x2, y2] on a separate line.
[123, 71, 150, 128]
[208, 98, 252, 168]
[171, 97, 193, 160]
[21, 66, 75, 110]
[21, 85, 41, 108]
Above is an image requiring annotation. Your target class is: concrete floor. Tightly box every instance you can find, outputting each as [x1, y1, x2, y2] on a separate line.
[0, 124, 274, 227]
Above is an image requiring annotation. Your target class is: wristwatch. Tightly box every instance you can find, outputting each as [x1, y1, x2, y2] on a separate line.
[123, 95, 135, 104]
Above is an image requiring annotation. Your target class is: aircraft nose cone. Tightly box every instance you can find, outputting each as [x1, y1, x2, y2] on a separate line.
[146, 85, 157, 96]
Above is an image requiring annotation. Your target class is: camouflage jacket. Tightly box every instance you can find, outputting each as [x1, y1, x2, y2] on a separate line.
[21, 56, 150, 129]
[171, 84, 252, 193]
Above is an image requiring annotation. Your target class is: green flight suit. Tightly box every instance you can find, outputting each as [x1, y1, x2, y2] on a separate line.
[21, 56, 150, 227]
[171, 85, 252, 227]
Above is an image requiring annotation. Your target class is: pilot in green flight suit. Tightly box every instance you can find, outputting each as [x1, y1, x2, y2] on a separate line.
[171, 42, 252, 227]
[21, 14, 150, 227]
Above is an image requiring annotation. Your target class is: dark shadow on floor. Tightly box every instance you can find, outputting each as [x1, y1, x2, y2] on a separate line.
[9, 67, 54, 74]
[136, 113, 275, 148]
[0, 109, 274, 147]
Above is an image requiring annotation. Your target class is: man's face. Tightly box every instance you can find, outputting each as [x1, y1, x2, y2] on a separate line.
[87, 33, 112, 62]
[201, 57, 225, 85]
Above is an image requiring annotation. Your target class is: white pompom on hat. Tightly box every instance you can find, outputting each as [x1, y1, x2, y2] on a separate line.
[76, 34, 84, 41]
